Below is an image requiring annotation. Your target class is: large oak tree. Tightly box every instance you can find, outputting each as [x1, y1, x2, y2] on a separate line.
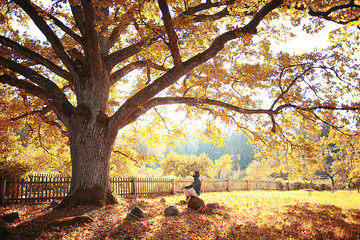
[1, 0, 360, 207]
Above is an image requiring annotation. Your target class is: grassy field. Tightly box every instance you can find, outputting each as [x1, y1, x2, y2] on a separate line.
[2, 190, 360, 239]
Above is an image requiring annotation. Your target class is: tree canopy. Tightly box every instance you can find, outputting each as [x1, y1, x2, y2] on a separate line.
[1, 0, 360, 206]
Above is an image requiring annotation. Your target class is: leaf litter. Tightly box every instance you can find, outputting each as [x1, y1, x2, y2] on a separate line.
[0, 191, 359, 239]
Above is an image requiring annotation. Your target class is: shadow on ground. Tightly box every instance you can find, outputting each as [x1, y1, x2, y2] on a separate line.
[7, 203, 98, 240]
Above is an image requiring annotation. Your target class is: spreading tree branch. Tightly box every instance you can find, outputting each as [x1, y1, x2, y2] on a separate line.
[182, 0, 235, 16]
[11, 106, 68, 137]
[104, 0, 239, 70]
[158, 0, 183, 67]
[38, 124, 56, 157]
[69, 2, 86, 36]
[270, 65, 312, 111]
[295, 1, 360, 24]
[0, 35, 72, 81]
[0, 74, 72, 127]
[13, 0, 78, 75]
[79, 0, 103, 69]
[112, 150, 139, 163]
[41, 8, 83, 45]
[110, 60, 167, 85]
[121, 97, 280, 127]
[104, 37, 161, 70]
[308, 1, 360, 24]
[190, 8, 231, 22]
[154, 107, 171, 134]
[108, 11, 136, 49]
[0, 57, 67, 104]
[110, 0, 284, 131]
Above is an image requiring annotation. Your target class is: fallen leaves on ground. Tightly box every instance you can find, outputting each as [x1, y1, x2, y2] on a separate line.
[1, 190, 359, 240]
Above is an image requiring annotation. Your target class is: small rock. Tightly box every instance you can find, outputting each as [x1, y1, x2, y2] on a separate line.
[165, 206, 179, 216]
[125, 212, 139, 221]
[46, 215, 93, 228]
[187, 196, 205, 210]
[160, 198, 166, 203]
[1, 212, 20, 223]
[130, 206, 144, 218]
[206, 203, 220, 209]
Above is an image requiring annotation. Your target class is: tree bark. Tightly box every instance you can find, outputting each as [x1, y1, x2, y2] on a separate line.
[330, 176, 335, 193]
[57, 116, 118, 208]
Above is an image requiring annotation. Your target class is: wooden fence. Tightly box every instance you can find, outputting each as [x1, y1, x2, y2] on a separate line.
[0, 175, 283, 205]
[110, 177, 173, 198]
[0, 175, 71, 205]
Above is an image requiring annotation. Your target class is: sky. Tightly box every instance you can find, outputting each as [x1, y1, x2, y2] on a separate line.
[271, 20, 340, 54]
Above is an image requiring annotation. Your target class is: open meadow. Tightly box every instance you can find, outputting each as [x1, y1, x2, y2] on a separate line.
[1, 190, 360, 240]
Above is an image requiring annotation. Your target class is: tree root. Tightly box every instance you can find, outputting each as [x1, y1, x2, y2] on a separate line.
[56, 186, 118, 209]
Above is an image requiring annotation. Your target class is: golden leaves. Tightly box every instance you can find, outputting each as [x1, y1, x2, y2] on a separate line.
[196, 121, 225, 147]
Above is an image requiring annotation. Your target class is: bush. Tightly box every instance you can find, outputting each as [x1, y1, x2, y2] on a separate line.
[0, 160, 31, 179]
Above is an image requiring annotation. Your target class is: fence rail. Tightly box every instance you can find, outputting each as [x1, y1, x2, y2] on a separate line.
[0, 174, 311, 205]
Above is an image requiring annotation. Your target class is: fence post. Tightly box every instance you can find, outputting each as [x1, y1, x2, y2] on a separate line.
[263, 181, 266, 190]
[131, 177, 136, 196]
[226, 179, 230, 191]
[0, 180, 6, 206]
[246, 180, 249, 190]
[171, 179, 175, 195]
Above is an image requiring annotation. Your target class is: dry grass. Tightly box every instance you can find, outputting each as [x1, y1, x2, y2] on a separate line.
[1, 190, 359, 239]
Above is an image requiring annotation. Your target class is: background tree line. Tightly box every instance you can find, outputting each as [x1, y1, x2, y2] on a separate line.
[112, 129, 257, 179]
[1, 118, 359, 192]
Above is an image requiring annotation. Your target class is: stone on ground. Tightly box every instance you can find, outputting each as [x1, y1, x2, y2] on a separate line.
[125, 206, 145, 220]
[165, 206, 179, 216]
[206, 202, 220, 209]
[187, 196, 205, 210]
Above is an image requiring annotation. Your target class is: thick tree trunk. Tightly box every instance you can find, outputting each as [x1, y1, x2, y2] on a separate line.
[57, 116, 118, 208]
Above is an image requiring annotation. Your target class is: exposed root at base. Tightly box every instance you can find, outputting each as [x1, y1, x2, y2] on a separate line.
[56, 186, 118, 209]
